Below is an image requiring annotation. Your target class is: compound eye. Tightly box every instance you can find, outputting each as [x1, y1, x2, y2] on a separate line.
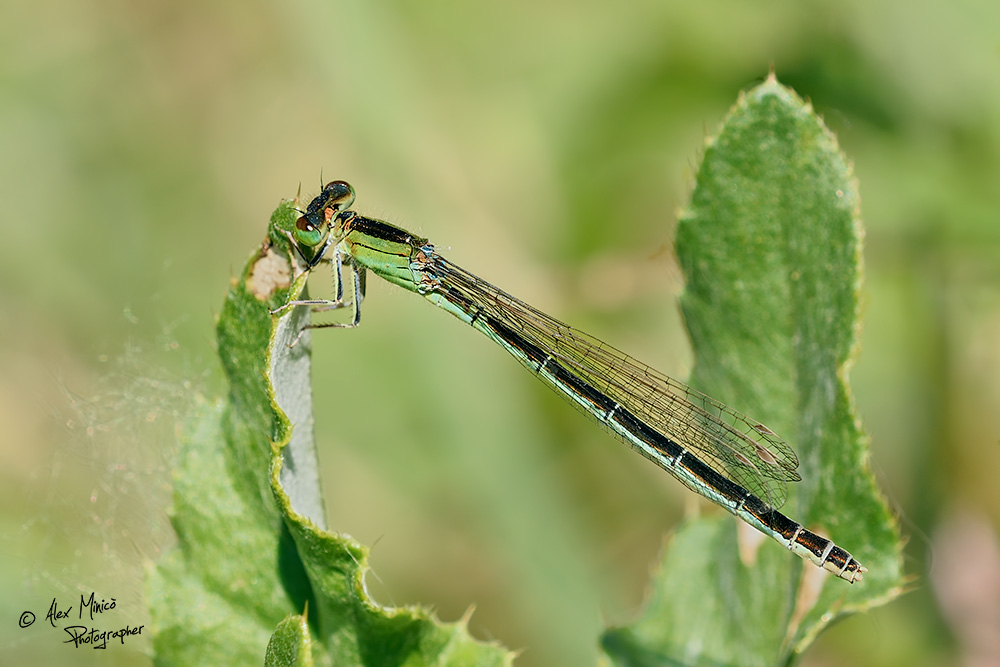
[294, 214, 326, 248]
[320, 180, 356, 212]
[306, 180, 356, 216]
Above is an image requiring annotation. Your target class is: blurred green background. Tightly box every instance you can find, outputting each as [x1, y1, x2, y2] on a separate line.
[3, 0, 999, 665]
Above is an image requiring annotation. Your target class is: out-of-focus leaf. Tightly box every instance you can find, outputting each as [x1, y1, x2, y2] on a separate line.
[601, 76, 903, 666]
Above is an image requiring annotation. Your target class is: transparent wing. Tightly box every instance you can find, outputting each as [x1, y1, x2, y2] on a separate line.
[431, 255, 800, 508]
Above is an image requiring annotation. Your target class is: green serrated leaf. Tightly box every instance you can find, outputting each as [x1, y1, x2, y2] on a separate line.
[148, 200, 515, 666]
[601, 76, 904, 666]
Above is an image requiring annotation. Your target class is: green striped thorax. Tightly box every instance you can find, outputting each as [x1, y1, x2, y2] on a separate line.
[293, 180, 432, 293]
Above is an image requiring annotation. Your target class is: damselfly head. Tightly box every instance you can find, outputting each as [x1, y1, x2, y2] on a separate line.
[293, 181, 357, 250]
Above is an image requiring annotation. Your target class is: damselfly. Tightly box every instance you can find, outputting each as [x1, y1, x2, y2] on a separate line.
[272, 180, 866, 583]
